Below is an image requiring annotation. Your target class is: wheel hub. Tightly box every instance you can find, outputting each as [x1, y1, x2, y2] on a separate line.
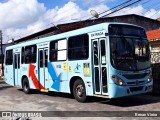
[76, 85, 84, 98]
[24, 83, 28, 91]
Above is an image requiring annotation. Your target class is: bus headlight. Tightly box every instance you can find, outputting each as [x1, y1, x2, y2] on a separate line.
[147, 71, 153, 83]
[147, 77, 152, 83]
[111, 75, 126, 86]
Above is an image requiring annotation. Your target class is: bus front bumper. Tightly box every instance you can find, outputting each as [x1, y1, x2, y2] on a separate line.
[108, 81, 153, 98]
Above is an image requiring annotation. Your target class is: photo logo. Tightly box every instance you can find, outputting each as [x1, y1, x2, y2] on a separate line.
[2, 112, 11, 118]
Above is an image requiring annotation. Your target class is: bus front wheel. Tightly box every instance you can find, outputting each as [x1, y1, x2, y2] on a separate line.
[73, 79, 86, 102]
[22, 78, 30, 94]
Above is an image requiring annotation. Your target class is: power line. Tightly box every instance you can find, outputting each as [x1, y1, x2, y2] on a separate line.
[100, 0, 143, 18]
[142, 0, 160, 15]
[111, 0, 149, 17]
[87, 0, 133, 20]
[109, 0, 160, 19]
[149, 9, 160, 18]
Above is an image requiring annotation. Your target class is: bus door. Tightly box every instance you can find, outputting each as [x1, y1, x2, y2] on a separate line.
[92, 38, 108, 95]
[14, 53, 20, 86]
[38, 48, 48, 89]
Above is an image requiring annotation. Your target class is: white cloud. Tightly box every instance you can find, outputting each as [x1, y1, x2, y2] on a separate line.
[1, 0, 160, 43]
[53, 2, 87, 24]
[1, 1, 89, 43]
[109, 5, 144, 17]
[144, 9, 160, 19]
[73, 0, 115, 7]
[0, 0, 46, 29]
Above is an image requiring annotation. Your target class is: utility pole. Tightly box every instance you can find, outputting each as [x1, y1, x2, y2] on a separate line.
[0, 30, 3, 76]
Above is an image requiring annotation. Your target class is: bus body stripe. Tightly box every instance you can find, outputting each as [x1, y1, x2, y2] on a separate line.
[48, 62, 61, 91]
[29, 64, 44, 89]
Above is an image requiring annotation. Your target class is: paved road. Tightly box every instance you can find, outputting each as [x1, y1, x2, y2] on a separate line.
[0, 81, 160, 120]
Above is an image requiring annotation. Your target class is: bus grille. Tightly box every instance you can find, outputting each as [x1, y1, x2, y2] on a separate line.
[129, 86, 143, 92]
[127, 80, 145, 85]
[123, 73, 147, 79]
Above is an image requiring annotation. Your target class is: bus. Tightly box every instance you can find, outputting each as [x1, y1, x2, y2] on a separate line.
[4, 22, 153, 102]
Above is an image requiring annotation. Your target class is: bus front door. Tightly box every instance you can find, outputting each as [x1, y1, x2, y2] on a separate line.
[92, 38, 108, 95]
[14, 53, 20, 86]
[38, 48, 48, 90]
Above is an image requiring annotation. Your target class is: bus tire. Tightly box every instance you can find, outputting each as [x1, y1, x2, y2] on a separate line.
[73, 79, 86, 102]
[22, 77, 30, 94]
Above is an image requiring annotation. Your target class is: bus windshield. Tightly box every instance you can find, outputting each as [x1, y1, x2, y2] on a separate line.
[109, 25, 150, 71]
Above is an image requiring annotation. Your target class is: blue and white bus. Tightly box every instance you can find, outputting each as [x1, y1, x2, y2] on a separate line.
[4, 22, 153, 102]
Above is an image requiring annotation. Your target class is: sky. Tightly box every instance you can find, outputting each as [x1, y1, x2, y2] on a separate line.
[0, 0, 160, 43]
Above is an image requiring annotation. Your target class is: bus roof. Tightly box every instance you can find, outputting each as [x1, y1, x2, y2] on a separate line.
[5, 22, 143, 50]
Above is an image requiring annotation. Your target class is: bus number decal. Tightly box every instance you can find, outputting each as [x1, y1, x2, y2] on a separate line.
[48, 62, 61, 91]
[29, 64, 44, 89]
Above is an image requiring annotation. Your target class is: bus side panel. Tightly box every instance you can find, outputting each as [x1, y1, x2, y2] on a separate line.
[5, 65, 14, 86]
[67, 60, 94, 96]
[48, 62, 70, 93]
[21, 64, 37, 89]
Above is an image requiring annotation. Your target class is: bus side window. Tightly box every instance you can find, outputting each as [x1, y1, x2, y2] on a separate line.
[50, 50, 57, 61]
[25, 45, 37, 64]
[5, 50, 13, 65]
[45, 49, 48, 67]
[50, 41, 58, 62]
[21, 47, 25, 64]
[68, 34, 89, 60]
[81, 48, 88, 58]
[25, 56, 30, 63]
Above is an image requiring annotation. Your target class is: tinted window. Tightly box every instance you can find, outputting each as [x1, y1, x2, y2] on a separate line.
[21, 47, 25, 64]
[5, 50, 13, 65]
[110, 37, 150, 71]
[68, 34, 89, 60]
[109, 24, 147, 38]
[25, 45, 37, 64]
[50, 41, 58, 61]
[15, 54, 20, 69]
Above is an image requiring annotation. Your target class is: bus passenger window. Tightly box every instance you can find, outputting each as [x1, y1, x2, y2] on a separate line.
[45, 49, 48, 67]
[21, 47, 25, 64]
[82, 48, 88, 58]
[50, 51, 57, 61]
[50, 40, 58, 62]
[25, 45, 37, 64]
[68, 34, 89, 60]
[5, 50, 13, 65]
[25, 56, 30, 63]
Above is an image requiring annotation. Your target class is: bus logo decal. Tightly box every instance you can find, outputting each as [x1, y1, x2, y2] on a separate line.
[48, 62, 61, 91]
[29, 64, 44, 89]
[74, 63, 81, 73]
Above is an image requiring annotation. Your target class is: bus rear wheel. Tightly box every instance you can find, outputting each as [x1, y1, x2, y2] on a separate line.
[73, 79, 86, 102]
[22, 77, 30, 94]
